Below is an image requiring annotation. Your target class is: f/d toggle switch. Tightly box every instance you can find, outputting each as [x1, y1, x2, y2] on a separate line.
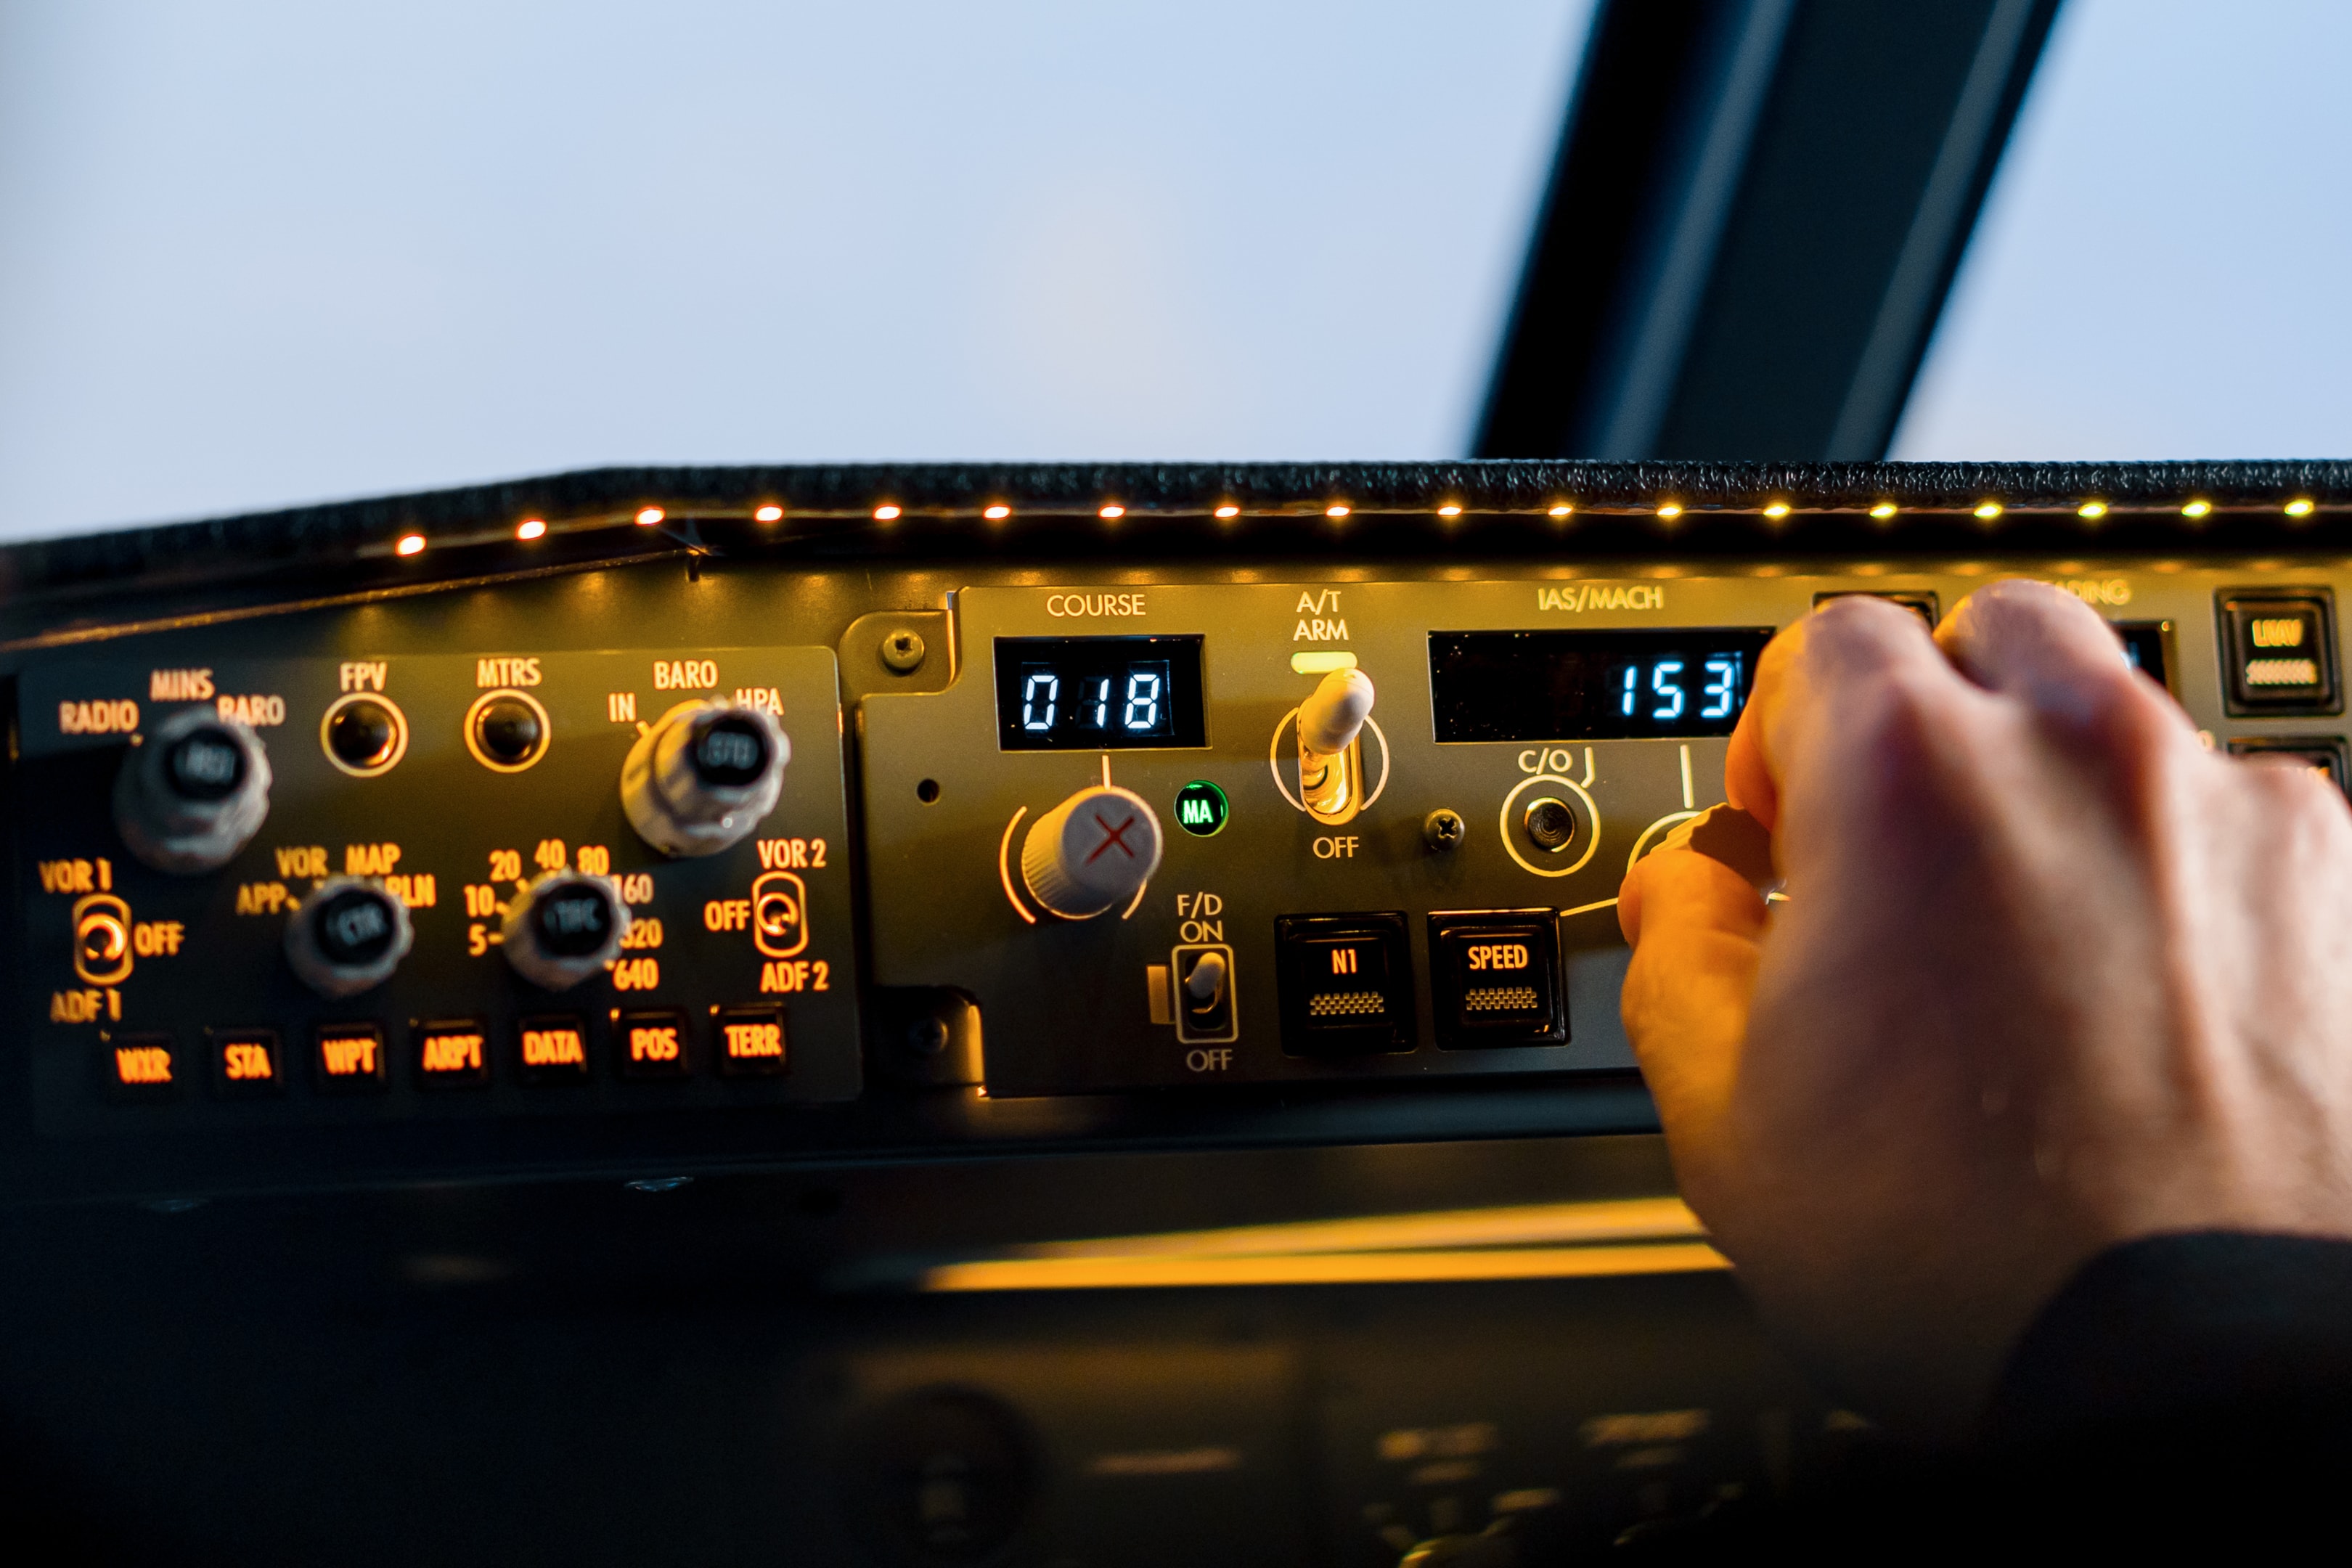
[284, 876, 414, 998]
[621, 699, 790, 857]
[113, 708, 273, 874]
[1171, 943, 1237, 1044]
[502, 871, 632, 990]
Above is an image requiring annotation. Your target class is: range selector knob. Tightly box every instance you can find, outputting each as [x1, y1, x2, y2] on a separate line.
[113, 708, 272, 873]
[621, 699, 790, 857]
[1021, 785, 1164, 919]
[284, 876, 414, 998]
[502, 870, 632, 989]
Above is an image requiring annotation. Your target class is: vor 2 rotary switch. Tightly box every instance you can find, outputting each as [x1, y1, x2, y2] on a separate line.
[113, 708, 273, 874]
[502, 870, 632, 989]
[284, 876, 415, 998]
[621, 699, 790, 857]
[1021, 784, 1164, 919]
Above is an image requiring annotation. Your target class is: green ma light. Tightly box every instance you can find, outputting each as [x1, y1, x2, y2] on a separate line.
[1174, 780, 1229, 838]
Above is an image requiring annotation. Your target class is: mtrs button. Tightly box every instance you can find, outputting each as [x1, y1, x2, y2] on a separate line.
[415, 1021, 491, 1087]
[617, 1010, 691, 1079]
[209, 1028, 284, 1097]
[105, 1034, 180, 1101]
[2218, 591, 2340, 714]
[1428, 912, 1568, 1048]
[714, 1005, 788, 1077]
[516, 1016, 591, 1085]
[314, 1024, 387, 1092]
[1274, 913, 1412, 1055]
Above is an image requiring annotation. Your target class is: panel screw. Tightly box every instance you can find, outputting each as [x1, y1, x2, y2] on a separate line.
[880, 629, 928, 674]
[909, 1016, 953, 1055]
[1423, 808, 1466, 851]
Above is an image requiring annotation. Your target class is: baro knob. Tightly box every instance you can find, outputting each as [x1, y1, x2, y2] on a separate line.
[284, 876, 414, 998]
[621, 699, 790, 857]
[1020, 784, 1163, 919]
[502, 870, 632, 990]
[112, 708, 272, 874]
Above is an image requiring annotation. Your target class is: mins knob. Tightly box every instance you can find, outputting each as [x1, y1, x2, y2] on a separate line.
[284, 876, 414, 998]
[113, 708, 273, 873]
[620, 699, 790, 857]
[502, 870, 632, 989]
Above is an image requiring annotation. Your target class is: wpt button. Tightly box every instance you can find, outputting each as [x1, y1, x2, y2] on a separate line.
[2219, 591, 2340, 714]
[314, 1024, 387, 1093]
[1428, 912, 1567, 1049]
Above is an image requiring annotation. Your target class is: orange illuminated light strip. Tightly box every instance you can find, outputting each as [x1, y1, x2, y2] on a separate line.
[922, 1241, 1729, 1292]
[1015, 1196, 1705, 1260]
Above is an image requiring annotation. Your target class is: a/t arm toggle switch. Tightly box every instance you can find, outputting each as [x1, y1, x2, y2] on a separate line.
[1021, 784, 1164, 918]
[113, 708, 273, 874]
[621, 699, 790, 857]
[1298, 666, 1374, 825]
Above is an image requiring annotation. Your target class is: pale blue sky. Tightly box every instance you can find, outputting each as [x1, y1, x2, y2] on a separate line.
[0, 1, 2341, 540]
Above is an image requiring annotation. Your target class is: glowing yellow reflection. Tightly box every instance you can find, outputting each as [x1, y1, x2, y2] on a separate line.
[515, 518, 547, 540]
[754, 505, 783, 523]
[1763, 502, 1790, 519]
[2182, 499, 2212, 519]
[1869, 502, 1898, 520]
[395, 534, 425, 556]
[1974, 500, 2003, 520]
[2287, 498, 2316, 518]
[923, 1242, 1728, 1291]
[2078, 501, 2107, 520]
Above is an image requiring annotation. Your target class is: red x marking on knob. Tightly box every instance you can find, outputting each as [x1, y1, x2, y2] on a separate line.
[1086, 810, 1139, 862]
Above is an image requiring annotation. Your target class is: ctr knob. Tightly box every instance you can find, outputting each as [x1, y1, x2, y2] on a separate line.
[502, 870, 632, 989]
[284, 876, 414, 998]
[621, 699, 790, 857]
[1021, 784, 1163, 919]
[113, 708, 272, 873]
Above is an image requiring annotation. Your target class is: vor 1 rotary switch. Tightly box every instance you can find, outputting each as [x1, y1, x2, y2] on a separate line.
[113, 708, 273, 874]
[1021, 784, 1164, 919]
[1298, 667, 1374, 825]
[621, 699, 790, 857]
[502, 870, 632, 989]
[284, 876, 415, 998]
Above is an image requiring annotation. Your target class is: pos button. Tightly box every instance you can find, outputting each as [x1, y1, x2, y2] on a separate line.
[2219, 591, 2340, 714]
[1429, 912, 1568, 1049]
[618, 1010, 691, 1079]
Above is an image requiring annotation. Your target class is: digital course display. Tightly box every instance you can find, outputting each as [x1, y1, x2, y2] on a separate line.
[994, 636, 1207, 750]
[1429, 628, 1776, 742]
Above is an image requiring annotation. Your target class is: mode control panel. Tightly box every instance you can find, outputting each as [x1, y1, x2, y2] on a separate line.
[859, 568, 2347, 1098]
[20, 644, 857, 1137]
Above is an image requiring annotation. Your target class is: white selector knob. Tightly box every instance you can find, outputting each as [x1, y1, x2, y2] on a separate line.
[1021, 784, 1164, 919]
[620, 698, 790, 857]
[284, 876, 414, 998]
[1299, 667, 1375, 756]
[502, 870, 632, 989]
[113, 708, 273, 874]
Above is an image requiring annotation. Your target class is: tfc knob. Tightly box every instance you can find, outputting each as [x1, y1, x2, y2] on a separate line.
[1021, 785, 1163, 919]
[284, 876, 413, 998]
[621, 699, 790, 857]
[113, 709, 272, 873]
[502, 870, 632, 989]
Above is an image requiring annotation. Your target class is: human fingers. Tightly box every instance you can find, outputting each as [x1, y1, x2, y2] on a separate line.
[1618, 847, 1768, 1192]
[1726, 596, 1961, 833]
[1936, 578, 2158, 717]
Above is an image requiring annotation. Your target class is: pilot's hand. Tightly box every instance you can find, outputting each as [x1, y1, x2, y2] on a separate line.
[1617, 580, 2352, 1437]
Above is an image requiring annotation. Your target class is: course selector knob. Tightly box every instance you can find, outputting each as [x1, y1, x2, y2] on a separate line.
[502, 870, 632, 989]
[1021, 784, 1164, 919]
[620, 699, 790, 857]
[284, 876, 414, 998]
[113, 708, 272, 874]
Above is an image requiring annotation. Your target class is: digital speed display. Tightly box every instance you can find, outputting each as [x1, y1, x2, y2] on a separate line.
[994, 636, 1207, 750]
[1429, 628, 1776, 742]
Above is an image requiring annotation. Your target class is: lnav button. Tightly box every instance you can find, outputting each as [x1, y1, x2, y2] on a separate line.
[2220, 591, 2340, 714]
